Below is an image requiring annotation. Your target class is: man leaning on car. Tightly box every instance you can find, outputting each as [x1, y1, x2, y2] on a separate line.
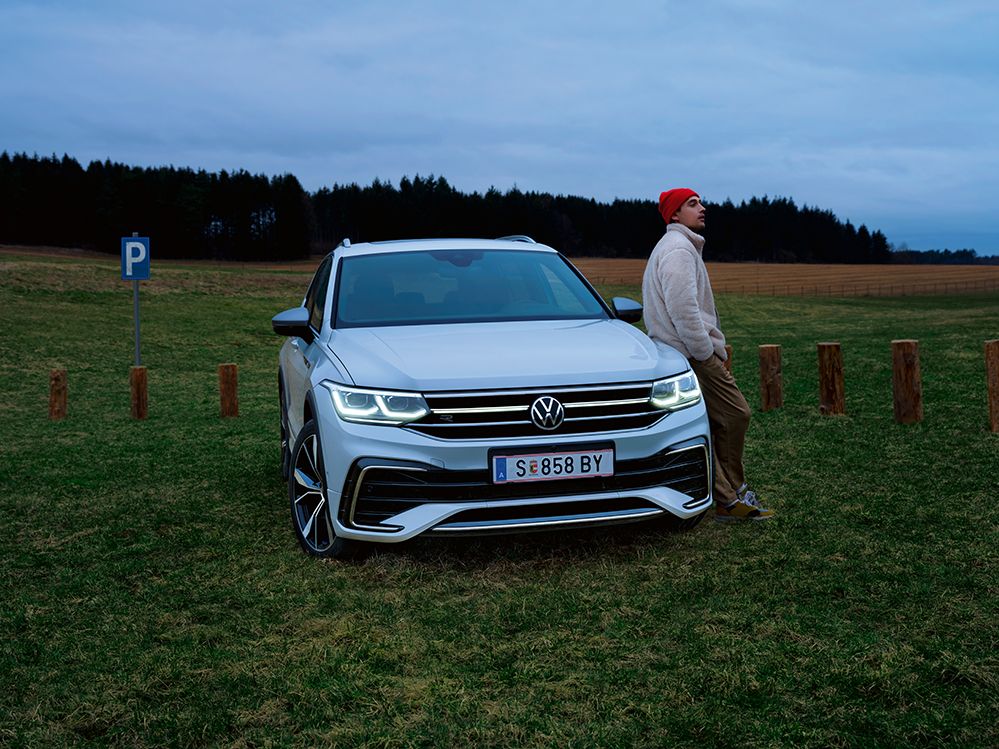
[642, 188, 774, 522]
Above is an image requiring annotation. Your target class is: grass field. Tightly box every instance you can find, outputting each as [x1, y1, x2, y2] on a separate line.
[2, 251, 998, 747]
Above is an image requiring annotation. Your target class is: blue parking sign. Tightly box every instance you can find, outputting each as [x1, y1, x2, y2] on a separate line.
[121, 237, 150, 280]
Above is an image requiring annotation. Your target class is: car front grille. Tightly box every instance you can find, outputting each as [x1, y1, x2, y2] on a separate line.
[407, 382, 667, 440]
[339, 444, 709, 530]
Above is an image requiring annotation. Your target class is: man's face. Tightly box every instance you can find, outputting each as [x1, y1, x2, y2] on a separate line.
[672, 196, 706, 231]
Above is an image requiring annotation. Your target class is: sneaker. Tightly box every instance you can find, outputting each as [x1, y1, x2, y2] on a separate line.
[715, 485, 774, 522]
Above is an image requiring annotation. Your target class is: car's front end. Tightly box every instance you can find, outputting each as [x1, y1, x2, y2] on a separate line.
[310, 321, 709, 540]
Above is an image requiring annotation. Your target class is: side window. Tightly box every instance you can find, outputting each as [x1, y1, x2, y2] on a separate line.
[307, 257, 333, 332]
[302, 260, 322, 313]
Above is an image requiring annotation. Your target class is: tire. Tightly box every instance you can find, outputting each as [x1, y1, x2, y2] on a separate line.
[288, 419, 369, 560]
[658, 509, 708, 533]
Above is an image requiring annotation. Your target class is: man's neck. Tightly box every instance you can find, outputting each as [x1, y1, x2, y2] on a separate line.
[668, 222, 706, 251]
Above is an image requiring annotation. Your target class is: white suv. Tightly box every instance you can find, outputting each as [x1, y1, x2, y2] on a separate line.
[273, 237, 712, 558]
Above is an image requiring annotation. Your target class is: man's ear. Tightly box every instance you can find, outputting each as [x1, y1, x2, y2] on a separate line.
[670, 210, 681, 223]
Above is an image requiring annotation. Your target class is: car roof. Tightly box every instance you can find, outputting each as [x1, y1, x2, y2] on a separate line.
[334, 237, 558, 258]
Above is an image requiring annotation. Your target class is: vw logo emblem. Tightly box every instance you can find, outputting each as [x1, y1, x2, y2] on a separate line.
[530, 396, 565, 430]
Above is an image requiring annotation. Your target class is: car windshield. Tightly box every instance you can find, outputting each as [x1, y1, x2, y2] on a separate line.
[335, 249, 608, 328]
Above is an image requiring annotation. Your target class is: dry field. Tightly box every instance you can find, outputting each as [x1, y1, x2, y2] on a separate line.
[0, 244, 317, 273]
[573, 258, 999, 296]
[3, 245, 998, 297]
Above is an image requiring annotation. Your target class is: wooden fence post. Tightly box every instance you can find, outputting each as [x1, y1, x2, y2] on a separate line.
[758, 344, 783, 411]
[891, 340, 922, 424]
[817, 342, 845, 415]
[986, 339, 999, 433]
[130, 366, 148, 420]
[219, 363, 239, 418]
[723, 344, 733, 373]
[49, 369, 67, 420]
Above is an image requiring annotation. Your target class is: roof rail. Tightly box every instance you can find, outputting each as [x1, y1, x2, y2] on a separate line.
[496, 235, 536, 244]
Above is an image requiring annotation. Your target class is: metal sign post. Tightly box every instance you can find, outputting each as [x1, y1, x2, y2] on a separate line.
[121, 234, 151, 366]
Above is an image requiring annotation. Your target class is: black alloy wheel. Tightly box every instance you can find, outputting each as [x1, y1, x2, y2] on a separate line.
[288, 419, 367, 560]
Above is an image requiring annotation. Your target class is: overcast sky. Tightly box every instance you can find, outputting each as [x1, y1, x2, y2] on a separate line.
[3, 0, 998, 253]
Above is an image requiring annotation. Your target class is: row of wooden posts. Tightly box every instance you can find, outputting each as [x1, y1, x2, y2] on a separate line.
[47, 342, 999, 432]
[718, 339, 999, 430]
[48, 364, 240, 420]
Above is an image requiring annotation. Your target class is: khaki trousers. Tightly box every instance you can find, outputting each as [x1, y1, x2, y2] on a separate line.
[688, 354, 751, 504]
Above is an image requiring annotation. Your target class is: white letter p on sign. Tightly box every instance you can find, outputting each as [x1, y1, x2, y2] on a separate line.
[125, 241, 147, 276]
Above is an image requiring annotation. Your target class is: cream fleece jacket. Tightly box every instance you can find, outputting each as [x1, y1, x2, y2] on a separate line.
[641, 223, 727, 363]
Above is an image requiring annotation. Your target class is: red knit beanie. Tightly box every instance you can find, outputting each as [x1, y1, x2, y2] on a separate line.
[658, 188, 699, 224]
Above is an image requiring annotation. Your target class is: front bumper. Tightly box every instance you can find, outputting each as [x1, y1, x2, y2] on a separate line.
[313, 388, 712, 542]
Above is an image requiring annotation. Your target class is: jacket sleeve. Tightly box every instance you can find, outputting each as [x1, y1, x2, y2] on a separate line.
[659, 251, 715, 362]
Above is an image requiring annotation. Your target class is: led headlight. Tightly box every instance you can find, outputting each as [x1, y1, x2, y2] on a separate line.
[328, 384, 429, 425]
[650, 371, 701, 411]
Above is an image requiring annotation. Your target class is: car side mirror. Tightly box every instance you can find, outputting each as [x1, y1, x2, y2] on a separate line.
[612, 297, 643, 324]
[272, 307, 314, 343]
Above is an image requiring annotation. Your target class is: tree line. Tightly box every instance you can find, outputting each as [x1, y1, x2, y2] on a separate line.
[311, 175, 896, 263]
[0, 153, 311, 261]
[2, 151, 966, 264]
[889, 247, 992, 265]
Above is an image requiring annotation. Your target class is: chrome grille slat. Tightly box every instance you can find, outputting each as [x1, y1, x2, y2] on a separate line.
[563, 411, 659, 422]
[566, 398, 651, 409]
[419, 419, 535, 428]
[434, 405, 529, 414]
[428, 382, 654, 399]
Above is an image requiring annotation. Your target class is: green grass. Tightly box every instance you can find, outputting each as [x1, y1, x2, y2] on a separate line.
[2, 253, 997, 747]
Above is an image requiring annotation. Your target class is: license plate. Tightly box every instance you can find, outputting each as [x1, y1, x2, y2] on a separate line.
[492, 448, 614, 484]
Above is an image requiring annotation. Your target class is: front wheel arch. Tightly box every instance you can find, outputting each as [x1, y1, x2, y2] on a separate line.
[278, 372, 290, 479]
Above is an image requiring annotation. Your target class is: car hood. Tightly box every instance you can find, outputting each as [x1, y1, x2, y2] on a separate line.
[326, 319, 690, 391]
